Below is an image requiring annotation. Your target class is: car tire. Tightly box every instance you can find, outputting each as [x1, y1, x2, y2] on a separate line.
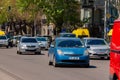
[6, 46, 9, 48]
[35, 52, 41, 55]
[17, 51, 22, 55]
[84, 63, 90, 68]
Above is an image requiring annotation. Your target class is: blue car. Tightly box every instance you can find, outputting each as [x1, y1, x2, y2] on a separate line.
[48, 37, 90, 67]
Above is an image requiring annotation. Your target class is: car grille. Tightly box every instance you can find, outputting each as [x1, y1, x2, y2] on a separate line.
[93, 54, 108, 56]
[27, 46, 36, 48]
[64, 54, 83, 56]
[26, 49, 36, 52]
[93, 49, 107, 52]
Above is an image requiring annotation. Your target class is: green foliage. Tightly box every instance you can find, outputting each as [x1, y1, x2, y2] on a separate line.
[43, 0, 80, 29]
[0, 0, 82, 31]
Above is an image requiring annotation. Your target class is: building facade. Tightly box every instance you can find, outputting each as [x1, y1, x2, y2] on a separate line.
[80, 0, 118, 38]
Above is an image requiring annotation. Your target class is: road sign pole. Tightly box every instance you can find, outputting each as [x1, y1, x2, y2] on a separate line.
[104, 0, 107, 39]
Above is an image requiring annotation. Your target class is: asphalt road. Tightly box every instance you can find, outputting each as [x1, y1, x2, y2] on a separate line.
[0, 47, 109, 80]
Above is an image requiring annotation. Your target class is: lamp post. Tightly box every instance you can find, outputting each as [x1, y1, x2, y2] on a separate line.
[104, 0, 107, 39]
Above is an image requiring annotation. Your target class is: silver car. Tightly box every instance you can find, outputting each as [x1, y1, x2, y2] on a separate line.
[83, 37, 110, 59]
[36, 37, 49, 50]
[0, 35, 9, 48]
[17, 37, 41, 54]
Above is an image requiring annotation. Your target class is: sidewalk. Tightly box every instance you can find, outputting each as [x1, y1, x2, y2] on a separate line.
[0, 70, 16, 80]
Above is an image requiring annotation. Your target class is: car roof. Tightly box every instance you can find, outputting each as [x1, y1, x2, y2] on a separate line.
[55, 37, 80, 41]
[59, 33, 75, 34]
[21, 36, 36, 39]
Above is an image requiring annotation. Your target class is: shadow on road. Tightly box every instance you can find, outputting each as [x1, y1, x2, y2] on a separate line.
[55, 65, 97, 68]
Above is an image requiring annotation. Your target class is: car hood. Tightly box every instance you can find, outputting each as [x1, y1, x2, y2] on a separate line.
[57, 47, 86, 55]
[89, 45, 109, 49]
[21, 43, 38, 46]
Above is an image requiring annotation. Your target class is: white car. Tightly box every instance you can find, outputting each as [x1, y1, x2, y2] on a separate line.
[0, 35, 9, 48]
[17, 37, 41, 54]
[83, 37, 110, 59]
[36, 37, 49, 50]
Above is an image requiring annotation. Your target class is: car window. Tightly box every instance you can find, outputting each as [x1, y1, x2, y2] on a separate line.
[36, 37, 47, 41]
[62, 34, 76, 37]
[60, 34, 76, 37]
[87, 39, 106, 45]
[0, 36, 7, 39]
[21, 38, 37, 43]
[58, 40, 83, 47]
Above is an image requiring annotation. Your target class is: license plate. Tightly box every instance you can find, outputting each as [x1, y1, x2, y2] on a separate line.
[69, 57, 80, 60]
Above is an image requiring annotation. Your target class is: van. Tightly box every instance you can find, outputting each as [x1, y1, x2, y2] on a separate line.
[110, 19, 120, 80]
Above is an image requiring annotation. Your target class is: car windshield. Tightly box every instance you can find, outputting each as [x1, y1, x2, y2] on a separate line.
[21, 38, 37, 43]
[36, 37, 47, 41]
[87, 39, 106, 45]
[58, 40, 83, 47]
[0, 36, 7, 39]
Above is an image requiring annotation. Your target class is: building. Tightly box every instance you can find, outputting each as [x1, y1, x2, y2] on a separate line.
[80, 0, 118, 38]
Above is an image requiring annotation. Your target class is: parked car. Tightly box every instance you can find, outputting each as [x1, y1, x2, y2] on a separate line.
[83, 37, 110, 59]
[48, 37, 90, 67]
[58, 33, 76, 38]
[17, 37, 41, 54]
[36, 37, 49, 50]
[0, 35, 9, 48]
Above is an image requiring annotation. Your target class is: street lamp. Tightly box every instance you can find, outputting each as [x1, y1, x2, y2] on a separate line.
[104, 0, 107, 39]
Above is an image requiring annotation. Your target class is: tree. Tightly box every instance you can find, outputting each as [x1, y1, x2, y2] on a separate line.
[43, 0, 81, 32]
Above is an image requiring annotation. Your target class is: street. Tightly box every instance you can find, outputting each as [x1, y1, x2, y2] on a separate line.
[0, 47, 109, 80]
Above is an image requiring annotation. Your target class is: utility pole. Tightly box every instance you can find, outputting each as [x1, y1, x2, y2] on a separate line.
[104, 0, 107, 39]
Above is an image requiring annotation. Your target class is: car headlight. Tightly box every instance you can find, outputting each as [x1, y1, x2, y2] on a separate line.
[105, 49, 110, 53]
[21, 45, 27, 49]
[84, 50, 89, 55]
[88, 48, 96, 54]
[57, 50, 63, 55]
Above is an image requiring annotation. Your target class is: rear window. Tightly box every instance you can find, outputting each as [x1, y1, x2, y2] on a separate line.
[58, 40, 83, 47]
[36, 37, 47, 41]
[60, 33, 76, 37]
[21, 38, 37, 43]
[62, 34, 76, 37]
[0, 36, 7, 39]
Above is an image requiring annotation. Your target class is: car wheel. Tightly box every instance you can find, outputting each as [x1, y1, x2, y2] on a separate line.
[53, 56, 58, 67]
[17, 51, 19, 54]
[6, 46, 9, 48]
[17, 51, 22, 55]
[84, 63, 90, 68]
[35, 52, 41, 55]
